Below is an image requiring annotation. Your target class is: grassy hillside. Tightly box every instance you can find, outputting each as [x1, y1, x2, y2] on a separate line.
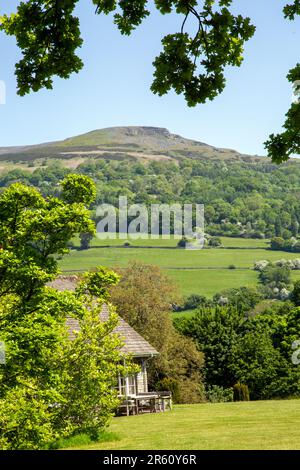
[0, 126, 258, 164]
[67, 400, 300, 450]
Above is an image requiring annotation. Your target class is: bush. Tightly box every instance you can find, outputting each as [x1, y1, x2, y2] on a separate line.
[233, 383, 250, 401]
[270, 237, 285, 250]
[155, 378, 180, 403]
[183, 294, 209, 310]
[228, 264, 236, 269]
[0, 386, 56, 450]
[208, 236, 222, 247]
[206, 385, 233, 403]
[177, 237, 188, 248]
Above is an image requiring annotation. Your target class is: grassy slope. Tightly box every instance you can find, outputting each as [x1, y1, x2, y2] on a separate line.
[71, 400, 300, 450]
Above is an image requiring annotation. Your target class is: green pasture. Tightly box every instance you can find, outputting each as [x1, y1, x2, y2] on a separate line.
[59, 238, 300, 297]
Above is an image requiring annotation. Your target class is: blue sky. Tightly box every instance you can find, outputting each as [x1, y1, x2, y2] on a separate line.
[0, 0, 299, 155]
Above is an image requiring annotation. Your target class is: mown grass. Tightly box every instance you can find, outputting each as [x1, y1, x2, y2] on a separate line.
[70, 400, 300, 450]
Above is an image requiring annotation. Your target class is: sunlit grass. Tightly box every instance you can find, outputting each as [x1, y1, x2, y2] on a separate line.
[70, 400, 300, 450]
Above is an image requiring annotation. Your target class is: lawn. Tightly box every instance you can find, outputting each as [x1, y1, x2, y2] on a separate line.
[70, 400, 300, 450]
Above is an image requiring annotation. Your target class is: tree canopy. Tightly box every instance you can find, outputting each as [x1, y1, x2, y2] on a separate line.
[0, 1, 299, 162]
[0, 176, 134, 449]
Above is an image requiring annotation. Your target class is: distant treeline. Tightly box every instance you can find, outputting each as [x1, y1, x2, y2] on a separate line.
[1, 157, 300, 239]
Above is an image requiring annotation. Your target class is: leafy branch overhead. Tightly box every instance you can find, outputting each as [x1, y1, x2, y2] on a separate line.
[0, 1, 299, 162]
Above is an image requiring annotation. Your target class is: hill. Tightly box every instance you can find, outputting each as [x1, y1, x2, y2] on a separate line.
[0, 126, 261, 164]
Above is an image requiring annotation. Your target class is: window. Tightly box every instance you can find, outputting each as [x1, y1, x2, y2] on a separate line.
[128, 375, 136, 395]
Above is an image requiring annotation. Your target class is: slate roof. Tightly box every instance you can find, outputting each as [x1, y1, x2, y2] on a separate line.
[48, 276, 159, 358]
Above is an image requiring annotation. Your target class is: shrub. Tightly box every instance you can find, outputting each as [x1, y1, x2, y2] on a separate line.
[155, 378, 180, 403]
[270, 237, 285, 250]
[208, 236, 222, 247]
[206, 385, 233, 403]
[177, 237, 188, 248]
[183, 294, 209, 310]
[233, 383, 250, 401]
[254, 260, 270, 271]
[228, 264, 236, 269]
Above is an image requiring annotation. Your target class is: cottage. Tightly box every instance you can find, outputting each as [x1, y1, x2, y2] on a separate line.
[48, 277, 172, 415]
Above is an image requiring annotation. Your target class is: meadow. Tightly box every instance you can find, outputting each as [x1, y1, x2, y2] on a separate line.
[59, 237, 300, 298]
[67, 400, 300, 450]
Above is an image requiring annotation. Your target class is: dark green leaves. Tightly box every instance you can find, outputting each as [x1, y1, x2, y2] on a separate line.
[283, 1, 300, 20]
[0, 0, 83, 96]
[265, 63, 300, 163]
[152, 2, 255, 106]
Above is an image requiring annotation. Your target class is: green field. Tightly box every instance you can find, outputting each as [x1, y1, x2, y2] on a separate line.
[73, 235, 270, 249]
[70, 400, 300, 450]
[167, 268, 258, 297]
[59, 238, 300, 297]
[220, 237, 270, 248]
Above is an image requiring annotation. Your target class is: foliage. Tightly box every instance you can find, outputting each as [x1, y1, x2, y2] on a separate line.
[208, 236, 222, 247]
[259, 265, 291, 289]
[177, 236, 188, 248]
[4, 157, 300, 240]
[0, 0, 255, 109]
[176, 306, 245, 388]
[155, 377, 180, 404]
[213, 287, 262, 313]
[1, 1, 299, 160]
[0, 384, 56, 450]
[271, 237, 300, 253]
[61, 174, 96, 206]
[180, 293, 211, 311]
[206, 385, 233, 403]
[80, 232, 94, 250]
[110, 262, 205, 403]
[0, 178, 132, 449]
[233, 383, 249, 402]
[290, 280, 300, 306]
[54, 301, 133, 437]
[176, 303, 300, 400]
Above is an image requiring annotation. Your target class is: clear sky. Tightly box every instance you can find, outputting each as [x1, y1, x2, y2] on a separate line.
[0, 0, 299, 155]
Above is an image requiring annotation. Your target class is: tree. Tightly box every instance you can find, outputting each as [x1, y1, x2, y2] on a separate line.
[0, 178, 132, 449]
[177, 306, 245, 388]
[177, 304, 300, 399]
[290, 280, 300, 306]
[80, 232, 94, 250]
[231, 329, 286, 400]
[259, 265, 291, 289]
[213, 287, 262, 314]
[110, 262, 205, 403]
[270, 237, 285, 251]
[1, 1, 299, 161]
[183, 293, 210, 310]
